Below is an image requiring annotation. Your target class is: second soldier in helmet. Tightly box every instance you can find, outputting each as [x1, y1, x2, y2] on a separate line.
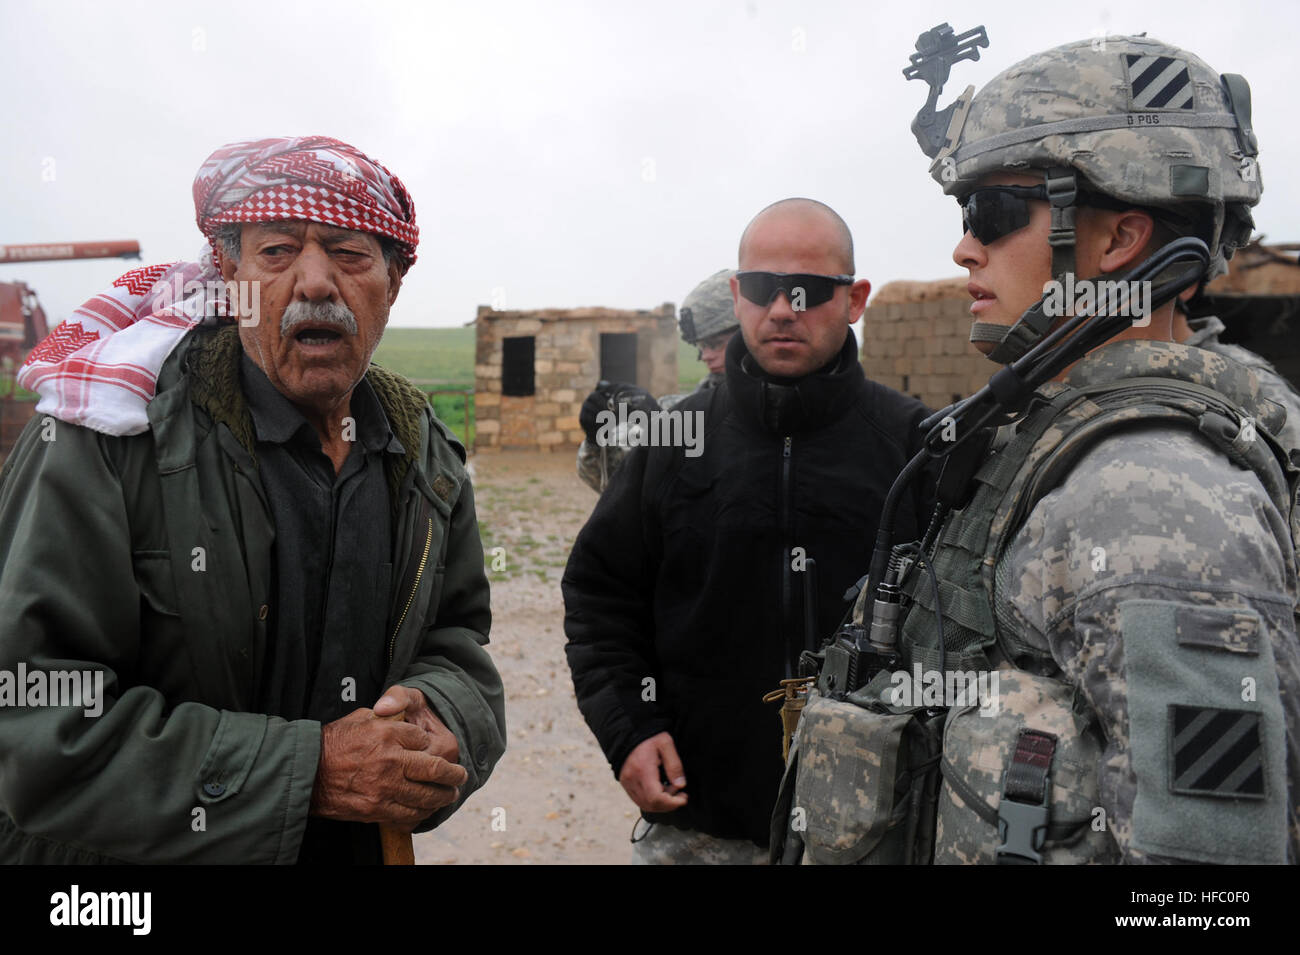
[575, 269, 738, 493]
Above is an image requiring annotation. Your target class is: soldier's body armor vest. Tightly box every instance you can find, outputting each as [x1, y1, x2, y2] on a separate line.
[774, 340, 1299, 865]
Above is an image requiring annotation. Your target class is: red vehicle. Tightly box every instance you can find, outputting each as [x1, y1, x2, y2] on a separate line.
[0, 241, 141, 394]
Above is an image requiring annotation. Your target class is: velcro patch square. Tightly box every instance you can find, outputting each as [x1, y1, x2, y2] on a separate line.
[1169, 704, 1265, 799]
[430, 474, 455, 502]
[1175, 605, 1259, 655]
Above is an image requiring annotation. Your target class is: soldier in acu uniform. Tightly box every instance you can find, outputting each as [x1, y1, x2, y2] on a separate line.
[575, 270, 738, 493]
[1175, 306, 1300, 454]
[779, 31, 1299, 865]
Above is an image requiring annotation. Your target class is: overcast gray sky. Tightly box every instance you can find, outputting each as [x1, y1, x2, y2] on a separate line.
[3, 0, 1297, 329]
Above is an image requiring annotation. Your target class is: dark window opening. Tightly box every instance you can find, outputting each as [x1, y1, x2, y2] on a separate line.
[600, 333, 638, 386]
[502, 336, 535, 396]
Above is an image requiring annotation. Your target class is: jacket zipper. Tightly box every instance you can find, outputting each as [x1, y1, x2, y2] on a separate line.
[780, 435, 793, 679]
[389, 515, 433, 663]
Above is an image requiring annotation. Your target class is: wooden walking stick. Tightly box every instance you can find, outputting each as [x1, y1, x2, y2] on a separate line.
[377, 710, 416, 865]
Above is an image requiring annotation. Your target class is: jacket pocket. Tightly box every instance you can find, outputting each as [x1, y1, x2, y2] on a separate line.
[399, 561, 449, 674]
[935, 669, 1117, 864]
[659, 471, 716, 592]
[131, 548, 234, 705]
[132, 551, 181, 619]
[794, 692, 943, 865]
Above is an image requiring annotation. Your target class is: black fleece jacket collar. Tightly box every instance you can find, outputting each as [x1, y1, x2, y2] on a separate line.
[725, 329, 865, 435]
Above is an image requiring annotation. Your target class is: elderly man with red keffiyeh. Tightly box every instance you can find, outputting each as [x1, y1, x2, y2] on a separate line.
[0, 136, 506, 864]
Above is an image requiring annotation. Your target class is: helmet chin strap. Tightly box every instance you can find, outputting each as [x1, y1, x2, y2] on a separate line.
[970, 166, 1079, 364]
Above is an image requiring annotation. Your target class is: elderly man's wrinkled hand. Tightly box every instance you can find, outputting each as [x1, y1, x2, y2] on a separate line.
[374, 684, 461, 765]
[310, 706, 469, 828]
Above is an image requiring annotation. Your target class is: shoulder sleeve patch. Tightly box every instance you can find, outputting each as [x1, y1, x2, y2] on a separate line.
[1119, 599, 1286, 863]
[1169, 704, 1265, 799]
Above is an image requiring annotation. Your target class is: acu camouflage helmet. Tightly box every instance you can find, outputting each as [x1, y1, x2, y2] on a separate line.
[920, 33, 1261, 281]
[678, 269, 739, 344]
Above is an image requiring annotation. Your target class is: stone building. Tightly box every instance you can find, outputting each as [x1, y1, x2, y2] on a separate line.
[859, 277, 989, 409]
[474, 304, 678, 452]
[1194, 241, 1300, 387]
[860, 240, 1300, 408]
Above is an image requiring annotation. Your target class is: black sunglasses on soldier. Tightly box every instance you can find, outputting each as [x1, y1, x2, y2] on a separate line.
[958, 185, 1048, 245]
[959, 184, 1148, 246]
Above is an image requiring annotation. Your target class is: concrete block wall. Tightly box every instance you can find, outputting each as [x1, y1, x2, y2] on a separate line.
[859, 278, 995, 409]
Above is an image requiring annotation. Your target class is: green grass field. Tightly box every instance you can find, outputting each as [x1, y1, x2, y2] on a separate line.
[371, 327, 477, 444]
[675, 342, 710, 392]
[371, 326, 710, 446]
[371, 327, 477, 388]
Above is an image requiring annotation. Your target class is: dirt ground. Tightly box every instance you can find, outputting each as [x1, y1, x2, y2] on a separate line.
[414, 450, 637, 865]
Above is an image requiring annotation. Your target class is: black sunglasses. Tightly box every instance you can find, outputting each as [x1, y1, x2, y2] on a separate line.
[959, 185, 1143, 245]
[958, 185, 1048, 245]
[735, 271, 854, 309]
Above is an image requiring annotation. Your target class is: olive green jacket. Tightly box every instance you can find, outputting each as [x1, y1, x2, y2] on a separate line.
[0, 326, 506, 863]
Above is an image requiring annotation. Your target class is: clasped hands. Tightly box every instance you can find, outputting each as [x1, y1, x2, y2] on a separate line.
[310, 684, 467, 831]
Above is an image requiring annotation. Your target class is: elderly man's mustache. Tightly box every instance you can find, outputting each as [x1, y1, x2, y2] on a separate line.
[281, 301, 359, 336]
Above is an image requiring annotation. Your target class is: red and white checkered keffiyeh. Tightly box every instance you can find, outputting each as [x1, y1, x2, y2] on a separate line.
[193, 135, 418, 273]
[18, 136, 419, 436]
[17, 253, 221, 436]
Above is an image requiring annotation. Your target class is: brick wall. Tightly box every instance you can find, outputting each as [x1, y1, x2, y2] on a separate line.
[859, 278, 994, 409]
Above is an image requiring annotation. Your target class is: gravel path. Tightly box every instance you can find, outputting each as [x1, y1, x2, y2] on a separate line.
[415, 451, 637, 865]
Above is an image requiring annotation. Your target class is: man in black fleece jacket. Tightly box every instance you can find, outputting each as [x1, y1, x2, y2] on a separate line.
[563, 198, 935, 862]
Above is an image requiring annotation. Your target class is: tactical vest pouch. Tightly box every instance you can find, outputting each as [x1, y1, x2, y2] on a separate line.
[934, 669, 1119, 864]
[793, 689, 943, 865]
